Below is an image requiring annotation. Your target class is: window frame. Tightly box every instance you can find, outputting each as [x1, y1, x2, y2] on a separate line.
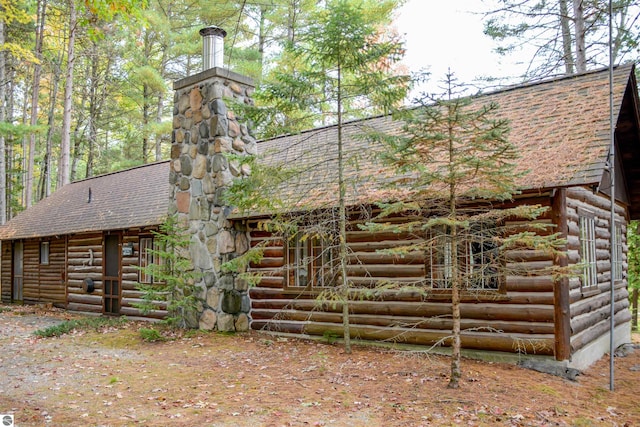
[285, 229, 337, 290]
[139, 236, 163, 284]
[423, 222, 502, 292]
[39, 241, 50, 266]
[578, 209, 598, 292]
[612, 222, 624, 282]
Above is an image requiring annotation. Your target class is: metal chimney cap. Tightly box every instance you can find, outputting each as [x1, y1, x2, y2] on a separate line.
[199, 26, 227, 38]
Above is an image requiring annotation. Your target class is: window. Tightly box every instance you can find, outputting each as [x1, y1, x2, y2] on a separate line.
[40, 241, 50, 265]
[579, 215, 597, 289]
[612, 223, 623, 282]
[424, 224, 500, 290]
[139, 237, 162, 284]
[286, 231, 337, 288]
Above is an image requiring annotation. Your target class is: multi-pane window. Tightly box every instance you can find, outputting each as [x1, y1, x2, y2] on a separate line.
[286, 231, 337, 288]
[40, 241, 50, 265]
[612, 223, 623, 282]
[579, 215, 598, 289]
[139, 237, 162, 284]
[424, 224, 500, 290]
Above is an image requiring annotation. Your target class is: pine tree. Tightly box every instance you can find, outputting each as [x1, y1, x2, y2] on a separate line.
[363, 73, 565, 388]
[224, 0, 408, 353]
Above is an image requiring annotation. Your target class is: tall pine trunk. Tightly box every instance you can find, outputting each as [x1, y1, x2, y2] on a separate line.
[41, 59, 61, 200]
[26, 0, 46, 207]
[0, 16, 7, 224]
[58, 0, 76, 188]
[559, 0, 575, 74]
[572, 0, 587, 73]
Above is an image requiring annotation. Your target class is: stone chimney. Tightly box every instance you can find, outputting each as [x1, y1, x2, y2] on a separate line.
[169, 27, 256, 331]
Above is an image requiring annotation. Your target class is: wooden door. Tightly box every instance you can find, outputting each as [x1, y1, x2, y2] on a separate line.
[12, 241, 23, 303]
[103, 234, 121, 315]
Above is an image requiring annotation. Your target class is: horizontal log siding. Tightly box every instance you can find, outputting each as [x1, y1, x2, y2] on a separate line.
[0, 237, 66, 305]
[22, 240, 40, 304]
[1, 243, 11, 302]
[38, 237, 66, 305]
[67, 233, 103, 313]
[566, 187, 631, 354]
[248, 198, 558, 356]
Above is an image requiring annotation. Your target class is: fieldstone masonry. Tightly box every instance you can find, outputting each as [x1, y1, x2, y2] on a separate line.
[169, 67, 256, 331]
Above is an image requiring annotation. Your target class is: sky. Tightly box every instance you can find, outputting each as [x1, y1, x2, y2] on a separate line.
[395, 0, 528, 96]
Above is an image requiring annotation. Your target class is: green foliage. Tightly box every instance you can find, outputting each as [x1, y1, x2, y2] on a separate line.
[134, 216, 202, 328]
[248, 0, 409, 138]
[33, 316, 128, 338]
[138, 327, 165, 342]
[224, 0, 409, 356]
[363, 72, 567, 388]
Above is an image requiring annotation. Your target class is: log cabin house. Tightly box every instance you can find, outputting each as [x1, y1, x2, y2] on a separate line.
[0, 161, 171, 318]
[0, 50, 638, 368]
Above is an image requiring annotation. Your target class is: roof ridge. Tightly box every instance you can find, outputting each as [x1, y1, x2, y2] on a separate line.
[69, 160, 170, 185]
[257, 63, 634, 144]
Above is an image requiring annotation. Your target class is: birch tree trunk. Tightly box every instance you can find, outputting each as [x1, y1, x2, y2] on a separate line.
[58, 0, 77, 188]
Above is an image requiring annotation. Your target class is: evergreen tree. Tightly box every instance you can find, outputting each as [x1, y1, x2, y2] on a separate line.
[363, 73, 565, 387]
[224, 0, 409, 353]
[135, 216, 202, 328]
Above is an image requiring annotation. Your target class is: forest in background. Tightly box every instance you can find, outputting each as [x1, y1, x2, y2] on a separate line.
[0, 0, 638, 222]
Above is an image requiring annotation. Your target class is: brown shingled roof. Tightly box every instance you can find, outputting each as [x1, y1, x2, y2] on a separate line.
[254, 64, 639, 213]
[2, 65, 638, 240]
[0, 161, 170, 240]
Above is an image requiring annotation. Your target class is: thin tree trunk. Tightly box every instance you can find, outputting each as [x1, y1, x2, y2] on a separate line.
[572, 0, 587, 72]
[26, 0, 47, 207]
[42, 59, 61, 199]
[287, 0, 299, 44]
[142, 82, 149, 163]
[336, 59, 351, 354]
[58, 0, 76, 188]
[87, 51, 99, 177]
[559, 0, 575, 74]
[154, 47, 168, 162]
[446, 80, 461, 389]
[154, 94, 163, 161]
[6, 62, 15, 219]
[0, 17, 7, 224]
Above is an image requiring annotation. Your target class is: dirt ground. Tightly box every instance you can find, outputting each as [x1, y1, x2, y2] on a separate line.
[0, 305, 638, 427]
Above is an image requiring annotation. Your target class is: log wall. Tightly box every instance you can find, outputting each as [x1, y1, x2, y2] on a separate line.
[66, 228, 167, 318]
[248, 197, 559, 356]
[1, 242, 11, 302]
[566, 187, 632, 354]
[67, 232, 104, 313]
[1, 227, 167, 320]
[0, 237, 67, 305]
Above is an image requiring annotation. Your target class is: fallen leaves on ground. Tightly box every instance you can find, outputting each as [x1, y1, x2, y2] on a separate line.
[0, 304, 638, 426]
